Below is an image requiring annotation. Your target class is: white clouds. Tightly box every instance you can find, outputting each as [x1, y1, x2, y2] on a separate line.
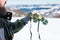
[6, 0, 60, 6]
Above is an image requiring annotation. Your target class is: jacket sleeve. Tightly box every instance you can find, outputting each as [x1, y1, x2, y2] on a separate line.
[11, 17, 30, 34]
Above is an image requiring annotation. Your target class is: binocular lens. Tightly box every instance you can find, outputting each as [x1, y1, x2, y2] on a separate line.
[43, 19, 48, 25]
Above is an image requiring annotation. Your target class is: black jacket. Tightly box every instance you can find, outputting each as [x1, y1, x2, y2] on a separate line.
[0, 17, 28, 40]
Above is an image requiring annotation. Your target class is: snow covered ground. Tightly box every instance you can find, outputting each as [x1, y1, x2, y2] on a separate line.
[11, 17, 60, 40]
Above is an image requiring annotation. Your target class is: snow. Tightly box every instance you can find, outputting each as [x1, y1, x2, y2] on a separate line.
[11, 17, 60, 40]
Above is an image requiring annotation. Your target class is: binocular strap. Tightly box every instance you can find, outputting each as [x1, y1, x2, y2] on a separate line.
[30, 20, 41, 40]
[30, 20, 32, 40]
[37, 21, 41, 40]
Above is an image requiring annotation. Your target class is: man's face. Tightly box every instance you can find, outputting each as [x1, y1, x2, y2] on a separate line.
[0, 0, 7, 7]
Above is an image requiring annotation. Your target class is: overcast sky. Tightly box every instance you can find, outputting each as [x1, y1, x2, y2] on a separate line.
[6, 0, 60, 5]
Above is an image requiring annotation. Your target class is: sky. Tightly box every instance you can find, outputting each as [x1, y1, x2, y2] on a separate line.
[6, 0, 60, 5]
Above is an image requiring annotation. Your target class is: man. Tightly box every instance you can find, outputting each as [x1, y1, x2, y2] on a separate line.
[0, 0, 32, 40]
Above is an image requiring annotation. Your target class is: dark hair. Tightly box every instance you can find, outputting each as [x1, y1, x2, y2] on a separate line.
[0, 7, 7, 16]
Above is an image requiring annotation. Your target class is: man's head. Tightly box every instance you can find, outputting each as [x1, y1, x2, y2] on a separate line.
[0, 0, 7, 7]
[0, 0, 8, 16]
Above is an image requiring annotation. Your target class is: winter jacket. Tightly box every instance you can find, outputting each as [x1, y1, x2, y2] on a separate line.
[0, 13, 29, 40]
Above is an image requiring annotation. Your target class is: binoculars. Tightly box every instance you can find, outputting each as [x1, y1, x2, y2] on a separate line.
[28, 12, 48, 25]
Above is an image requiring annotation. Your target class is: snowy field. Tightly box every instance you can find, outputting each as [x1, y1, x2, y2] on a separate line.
[11, 17, 60, 40]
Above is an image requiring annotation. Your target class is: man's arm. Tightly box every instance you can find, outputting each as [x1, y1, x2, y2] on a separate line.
[11, 16, 30, 34]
